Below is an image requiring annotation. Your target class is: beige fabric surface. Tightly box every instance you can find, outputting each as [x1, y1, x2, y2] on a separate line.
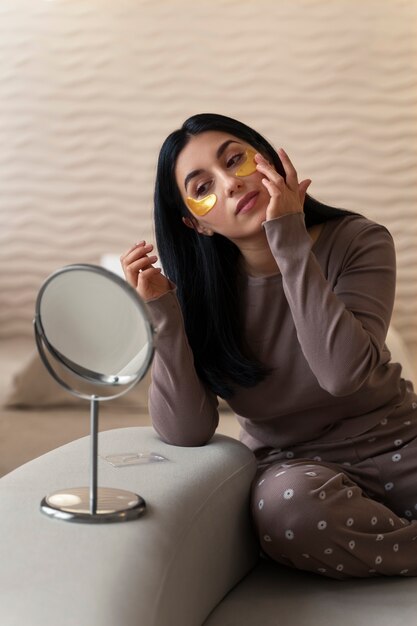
[2, 426, 417, 626]
[0, 427, 258, 626]
[205, 558, 417, 626]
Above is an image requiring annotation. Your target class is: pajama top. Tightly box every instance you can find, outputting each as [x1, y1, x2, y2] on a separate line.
[146, 212, 416, 452]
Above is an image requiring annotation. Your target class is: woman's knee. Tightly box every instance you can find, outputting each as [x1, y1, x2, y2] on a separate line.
[251, 461, 353, 548]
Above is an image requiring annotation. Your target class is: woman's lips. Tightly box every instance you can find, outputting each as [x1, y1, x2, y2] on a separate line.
[235, 191, 259, 214]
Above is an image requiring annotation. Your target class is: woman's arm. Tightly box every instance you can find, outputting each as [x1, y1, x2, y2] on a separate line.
[146, 290, 220, 446]
[265, 213, 396, 396]
[120, 240, 219, 446]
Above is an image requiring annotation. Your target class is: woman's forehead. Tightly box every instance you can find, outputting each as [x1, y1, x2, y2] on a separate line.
[175, 131, 245, 179]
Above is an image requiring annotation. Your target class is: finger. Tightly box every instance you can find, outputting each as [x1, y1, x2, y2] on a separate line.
[127, 254, 158, 274]
[254, 153, 272, 166]
[124, 255, 156, 287]
[256, 159, 284, 187]
[138, 266, 162, 280]
[277, 148, 298, 191]
[120, 240, 145, 262]
[298, 179, 312, 206]
[137, 267, 164, 293]
[261, 177, 282, 197]
[122, 243, 153, 266]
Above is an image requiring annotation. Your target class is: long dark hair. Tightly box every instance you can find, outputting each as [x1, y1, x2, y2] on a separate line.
[154, 113, 353, 399]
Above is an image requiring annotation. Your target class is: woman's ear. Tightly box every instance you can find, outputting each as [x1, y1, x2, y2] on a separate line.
[182, 216, 197, 230]
[182, 217, 214, 237]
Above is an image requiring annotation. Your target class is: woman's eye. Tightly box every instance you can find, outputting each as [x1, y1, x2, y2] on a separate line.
[227, 153, 243, 168]
[196, 182, 210, 197]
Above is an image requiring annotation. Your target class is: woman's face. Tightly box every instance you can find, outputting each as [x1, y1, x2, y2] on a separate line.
[174, 131, 271, 241]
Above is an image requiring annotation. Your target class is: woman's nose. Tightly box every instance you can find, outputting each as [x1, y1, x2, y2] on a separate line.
[221, 172, 243, 197]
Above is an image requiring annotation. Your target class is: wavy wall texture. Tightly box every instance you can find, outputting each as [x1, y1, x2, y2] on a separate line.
[0, 0, 416, 364]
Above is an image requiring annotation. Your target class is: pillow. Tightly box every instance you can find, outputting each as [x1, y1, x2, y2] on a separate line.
[4, 349, 151, 411]
[386, 326, 416, 384]
[4, 348, 234, 413]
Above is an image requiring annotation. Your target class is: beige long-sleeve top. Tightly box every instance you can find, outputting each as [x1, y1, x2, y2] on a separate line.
[146, 213, 416, 452]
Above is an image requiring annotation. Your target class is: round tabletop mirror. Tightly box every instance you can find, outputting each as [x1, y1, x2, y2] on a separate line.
[34, 264, 155, 524]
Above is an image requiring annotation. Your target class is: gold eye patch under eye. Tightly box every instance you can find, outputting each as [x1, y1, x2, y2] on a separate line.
[235, 148, 257, 177]
[186, 193, 217, 216]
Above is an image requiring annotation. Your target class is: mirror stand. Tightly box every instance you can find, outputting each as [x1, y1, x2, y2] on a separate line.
[34, 264, 154, 524]
[40, 395, 146, 523]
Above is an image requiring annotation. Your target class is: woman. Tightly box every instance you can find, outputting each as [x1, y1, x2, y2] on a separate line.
[121, 113, 417, 579]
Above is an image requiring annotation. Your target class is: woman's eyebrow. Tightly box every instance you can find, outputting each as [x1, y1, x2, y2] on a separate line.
[184, 140, 242, 190]
[216, 139, 241, 160]
[184, 169, 203, 192]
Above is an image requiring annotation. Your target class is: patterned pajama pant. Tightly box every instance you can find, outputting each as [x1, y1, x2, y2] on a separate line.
[250, 399, 417, 579]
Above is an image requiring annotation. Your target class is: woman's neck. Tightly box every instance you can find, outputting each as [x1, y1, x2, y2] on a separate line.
[235, 222, 324, 278]
[236, 233, 280, 278]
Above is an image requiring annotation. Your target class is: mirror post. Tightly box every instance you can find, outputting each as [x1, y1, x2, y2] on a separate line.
[90, 395, 99, 514]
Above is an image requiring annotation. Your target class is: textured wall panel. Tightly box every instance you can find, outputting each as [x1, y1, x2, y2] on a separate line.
[0, 0, 416, 362]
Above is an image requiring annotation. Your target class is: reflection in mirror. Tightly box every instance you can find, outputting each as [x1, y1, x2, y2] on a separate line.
[34, 264, 155, 523]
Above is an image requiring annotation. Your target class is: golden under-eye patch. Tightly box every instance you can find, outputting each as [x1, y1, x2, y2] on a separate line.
[235, 148, 257, 177]
[186, 193, 217, 216]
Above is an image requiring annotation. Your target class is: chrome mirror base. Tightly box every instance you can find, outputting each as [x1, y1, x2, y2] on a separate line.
[41, 487, 146, 524]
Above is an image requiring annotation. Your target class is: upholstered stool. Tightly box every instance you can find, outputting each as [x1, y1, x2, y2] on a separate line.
[0, 427, 257, 626]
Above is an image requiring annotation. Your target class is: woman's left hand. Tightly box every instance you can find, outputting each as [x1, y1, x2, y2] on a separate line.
[255, 148, 312, 221]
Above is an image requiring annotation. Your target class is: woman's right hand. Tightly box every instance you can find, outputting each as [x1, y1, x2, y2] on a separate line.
[120, 241, 172, 302]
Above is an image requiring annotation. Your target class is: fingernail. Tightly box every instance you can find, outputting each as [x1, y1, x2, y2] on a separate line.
[135, 240, 145, 246]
